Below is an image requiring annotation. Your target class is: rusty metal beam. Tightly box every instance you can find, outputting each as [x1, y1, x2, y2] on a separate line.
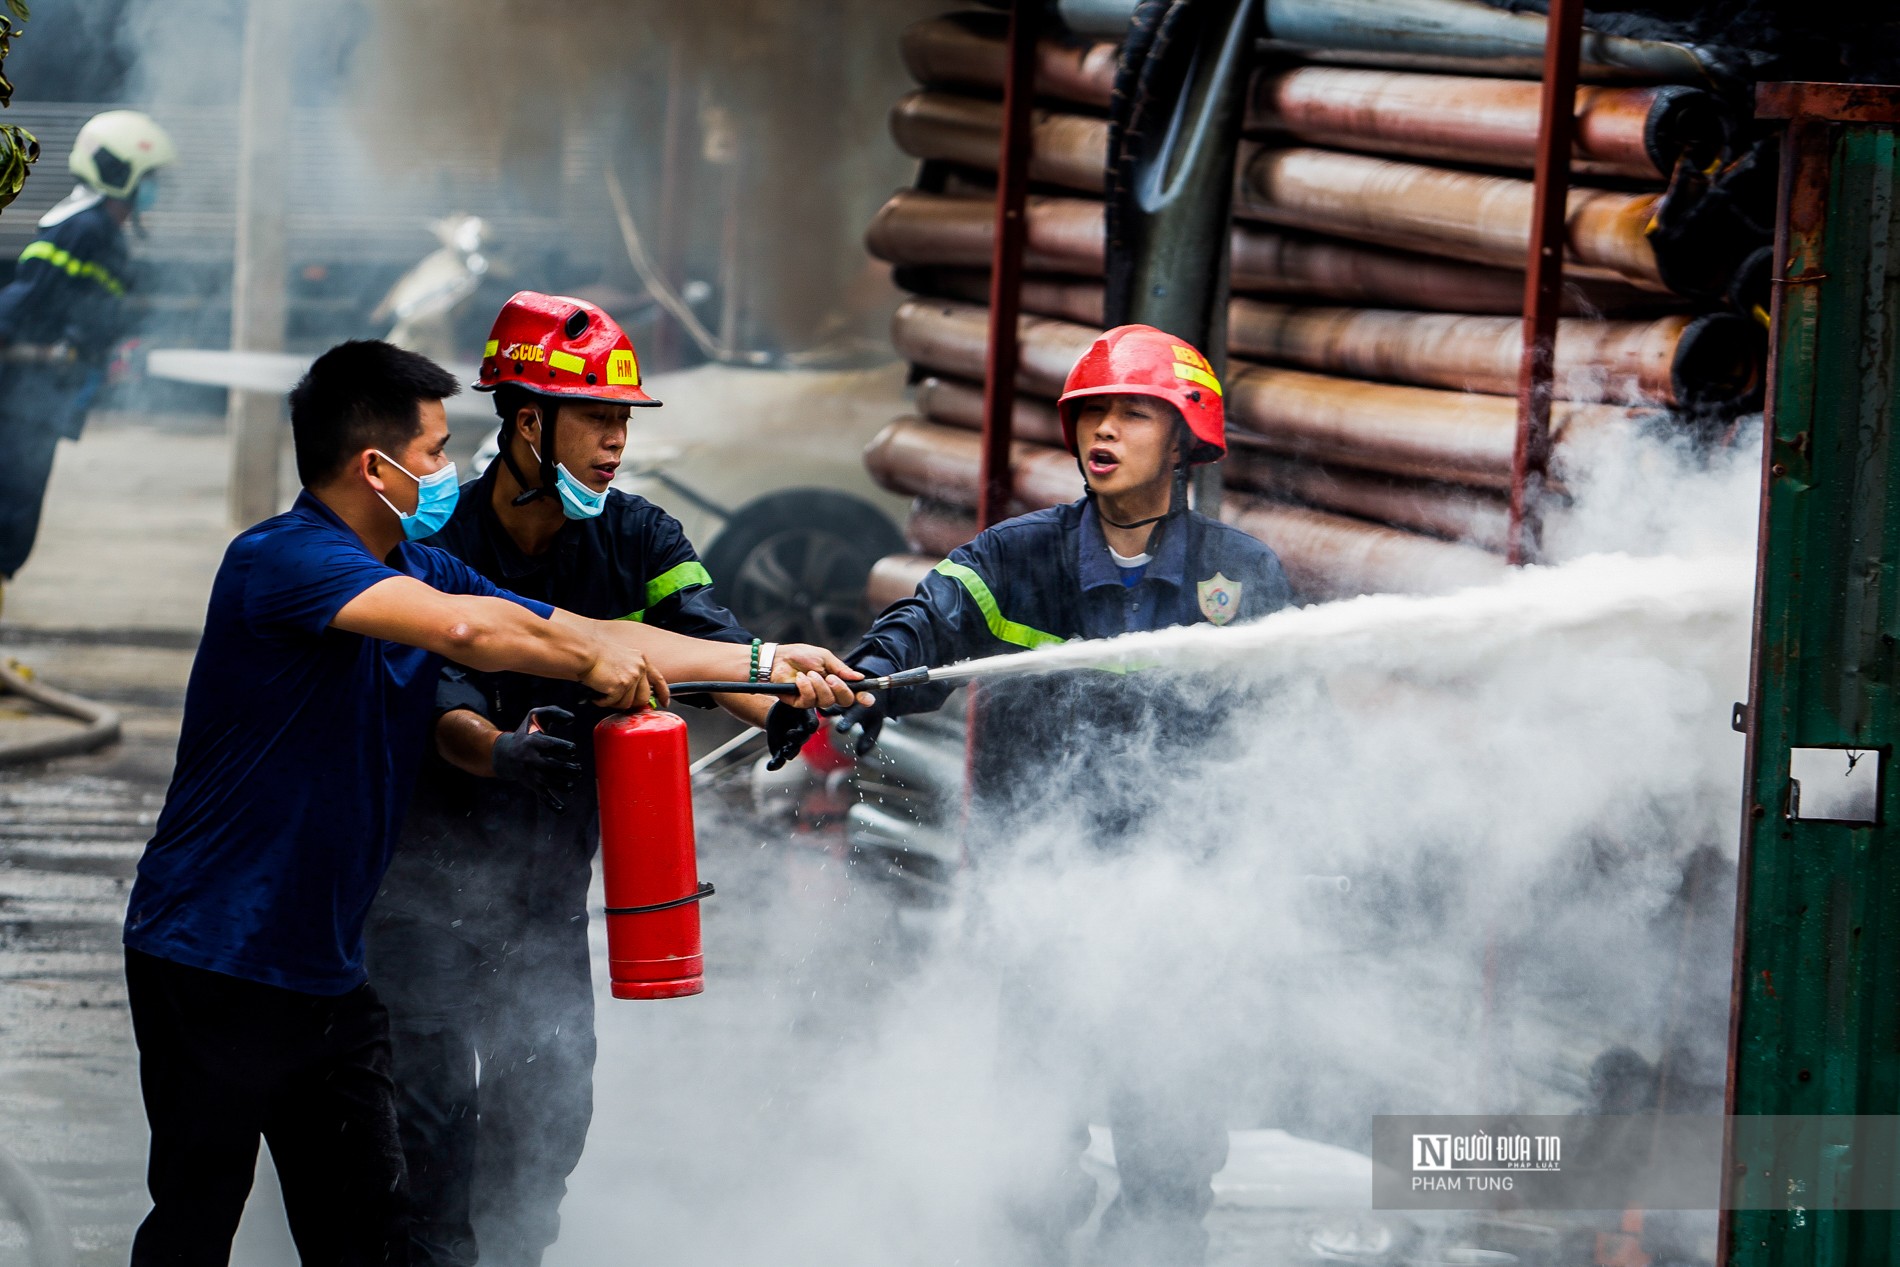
[1225, 361, 1641, 489]
[869, 189, 1673, 313]
[1223, 494, 1509, 600]
[865, 417, 1085, 513]
[1246, 67, 1729, 181]
[891, 299, 1661, 489]
[1237, 143, 1667, 290]
[900, 14, 1119, 109]
[915, 375, 1069, 448]
[1223, 451, 1513, 550]
[865, 426, 1510, 602]
[1258, 0, 1720, 85]
[890, 92, 1109, 194]
[891, 296, 1097, 397]
[977, 0, 1039, 531]
[899, 281, 1751, 406]
[1755, 81, 1900, 125]
[1226, 300, 1759, 408]
[1508, 0, 1586, 565]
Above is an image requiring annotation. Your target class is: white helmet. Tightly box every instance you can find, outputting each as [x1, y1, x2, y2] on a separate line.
[68, 110, 175, 200]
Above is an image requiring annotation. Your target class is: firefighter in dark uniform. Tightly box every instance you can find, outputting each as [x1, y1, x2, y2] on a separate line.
[832, 325, 1291, 1267]
[0, 110, 174, 602]
[365, 292, 861, 1267]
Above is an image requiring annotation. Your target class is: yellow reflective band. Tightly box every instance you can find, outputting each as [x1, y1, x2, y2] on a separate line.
[645, 561, 711, 608]
[549, 350, 585, 376]
[616, 562, 715, 622]
[1173, 362, 1222, 396]
[483, 340, 499, 358]
[932, 559, 1065, 650]
[608, 348, 639, 386]
[20, 240, 125, 297]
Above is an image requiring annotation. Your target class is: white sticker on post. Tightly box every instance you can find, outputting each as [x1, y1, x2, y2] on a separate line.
[1787, 747, 1883, 824]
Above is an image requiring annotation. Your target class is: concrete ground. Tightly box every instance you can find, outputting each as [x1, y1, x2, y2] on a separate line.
[0, 412, 1387, 1267]
[3, 411, 232, 636]
[0, 411, 274, 1267]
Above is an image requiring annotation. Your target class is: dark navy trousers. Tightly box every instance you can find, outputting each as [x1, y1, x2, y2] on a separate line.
[365, 910, 595, 1267]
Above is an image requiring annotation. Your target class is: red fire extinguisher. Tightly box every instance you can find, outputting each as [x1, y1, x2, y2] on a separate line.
[594, 709, 711, 999]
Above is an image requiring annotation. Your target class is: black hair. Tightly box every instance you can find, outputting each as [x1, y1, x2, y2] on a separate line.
[491, 382, 558, 438]
[289, 340, 460, 487]
[489, 382, 568, 507]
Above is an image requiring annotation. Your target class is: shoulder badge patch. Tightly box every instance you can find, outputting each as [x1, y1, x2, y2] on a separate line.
[1197, 572, 1241, 625]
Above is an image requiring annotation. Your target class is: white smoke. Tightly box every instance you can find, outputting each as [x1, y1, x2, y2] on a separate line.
[554, 423, 1760, 1266]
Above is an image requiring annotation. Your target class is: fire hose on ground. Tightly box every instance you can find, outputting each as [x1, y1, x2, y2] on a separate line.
[0, 659, 122, 767]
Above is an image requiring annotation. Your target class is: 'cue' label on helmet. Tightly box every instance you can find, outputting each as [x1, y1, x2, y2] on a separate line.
[608, 349, 640, 386]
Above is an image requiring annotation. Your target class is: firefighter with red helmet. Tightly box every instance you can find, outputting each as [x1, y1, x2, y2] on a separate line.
[365, 292, 862, 1267]
[826, 326, 1291, 1266]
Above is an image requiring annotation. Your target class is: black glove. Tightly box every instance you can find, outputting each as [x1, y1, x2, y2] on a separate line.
[490, 706, 582, 811]
[765, 702, 820, 771]
[831, 693, 886, 757]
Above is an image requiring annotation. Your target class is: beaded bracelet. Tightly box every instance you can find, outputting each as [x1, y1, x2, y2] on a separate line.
[748, 638, 763, 683]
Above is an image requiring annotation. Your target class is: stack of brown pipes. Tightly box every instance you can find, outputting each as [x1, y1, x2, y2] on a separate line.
[860, 11, 1767, 604]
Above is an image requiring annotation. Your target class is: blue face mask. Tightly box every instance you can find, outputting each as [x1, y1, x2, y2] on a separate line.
[372, 451, 459, 541]
[530, 441, 608, 520]
[133, 178, 158, 212]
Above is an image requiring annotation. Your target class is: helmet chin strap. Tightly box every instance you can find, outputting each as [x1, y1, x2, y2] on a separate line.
[1079, 457, 1189, 532]
[499, 405, 559, 506]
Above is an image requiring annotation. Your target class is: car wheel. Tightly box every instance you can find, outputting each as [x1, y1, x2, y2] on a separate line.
[703, 489, 904, 647]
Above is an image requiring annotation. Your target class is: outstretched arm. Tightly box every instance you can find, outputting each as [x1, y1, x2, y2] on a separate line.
[334, 578, 864, 711]
[333, 577, 661, 709]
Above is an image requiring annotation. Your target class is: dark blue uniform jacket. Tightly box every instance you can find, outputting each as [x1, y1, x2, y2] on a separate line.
[848, 498, 1290, 822]
[380, 462, 751, 932]
[0, 201, 129, 437]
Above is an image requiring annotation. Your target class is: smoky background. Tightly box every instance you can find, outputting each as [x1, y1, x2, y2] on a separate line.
[2, 0, 940, 421]
[544, 422, 1758, 1266]
[4, 4, 1764, 1262]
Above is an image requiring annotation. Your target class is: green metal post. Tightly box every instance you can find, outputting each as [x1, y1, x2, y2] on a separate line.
[1726, 82, 1900, 1267]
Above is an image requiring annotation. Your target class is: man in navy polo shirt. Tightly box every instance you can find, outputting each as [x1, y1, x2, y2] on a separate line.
[121, 340, 861, 1267]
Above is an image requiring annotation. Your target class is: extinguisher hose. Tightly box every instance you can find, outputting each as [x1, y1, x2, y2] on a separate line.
[667, 680, 804, 697]
[605, 880, 715, 916]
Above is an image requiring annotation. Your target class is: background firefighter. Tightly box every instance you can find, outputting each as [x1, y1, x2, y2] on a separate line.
[0, 109, 172, 603]
[830, 325, 1291, 1267]
[365, 291, 861, 1267]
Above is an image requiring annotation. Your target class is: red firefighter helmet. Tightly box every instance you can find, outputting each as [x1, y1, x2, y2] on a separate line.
[1055, 324, 1224, 463]
[474, 290, 660, 407]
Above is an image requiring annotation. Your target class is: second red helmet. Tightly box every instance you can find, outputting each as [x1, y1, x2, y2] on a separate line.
[1055, 324, 1224, 463]
[474, 291, 660, 407]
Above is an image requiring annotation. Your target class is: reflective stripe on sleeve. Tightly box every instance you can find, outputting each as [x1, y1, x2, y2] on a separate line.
[646, 561, 711, 607]
[19, 240, 126, 297]
[932, 559, 1065, 650]
[617, 561, 715, 622]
